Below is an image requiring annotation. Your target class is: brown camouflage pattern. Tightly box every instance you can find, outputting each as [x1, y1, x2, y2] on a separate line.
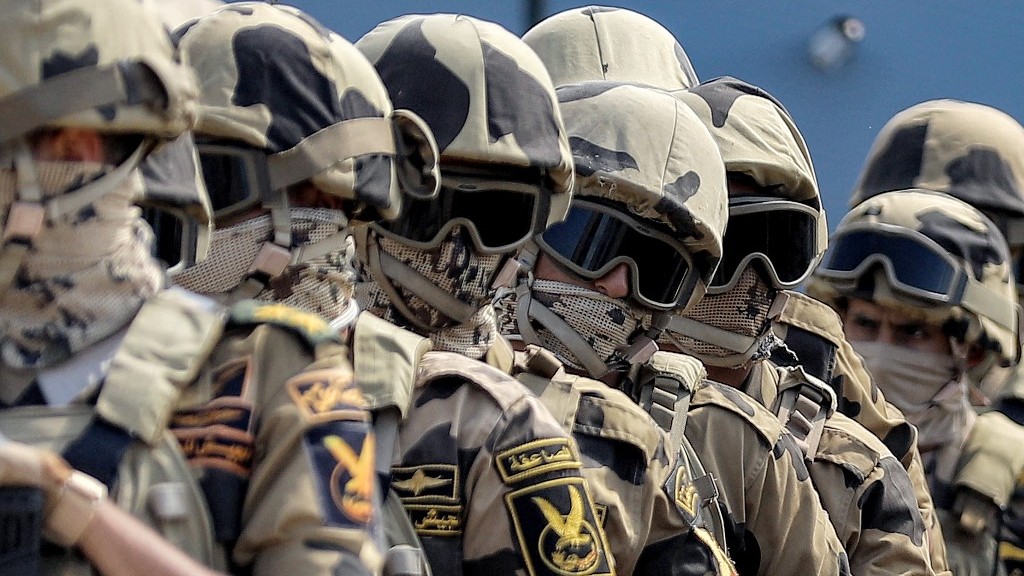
[0, 0, 197, 141]
[514, 353, 735, 576]
[772, 290, 951, 573]
[523, 6, 698, 90]
[356, 13, 575, 225]
[556, 81, 727, 295]
[177, 2, 431, 220]
[394, 350, 613, 576]
[742, 361, 940, 576]
[850, 99, 1024, 248]
[809, 188, 1019, 369]
[683, 374, 851, 576]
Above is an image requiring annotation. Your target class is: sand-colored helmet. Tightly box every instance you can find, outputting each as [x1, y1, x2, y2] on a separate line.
[850, 100, 1024, 251]
[356, 13, 573, 229]
[523, 6, 698, 90]
[674, 76, 827, 293]
[550, 81, 727, 311]
[177, 2, 439, 223]
[811, 189, 1019, 369]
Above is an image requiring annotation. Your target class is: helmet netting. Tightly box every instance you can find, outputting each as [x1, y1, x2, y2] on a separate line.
[357, 226, 502, 359]
[663, 266, 776, 361]
[0, 161, 162, 368]
[173, 208, 356, 320]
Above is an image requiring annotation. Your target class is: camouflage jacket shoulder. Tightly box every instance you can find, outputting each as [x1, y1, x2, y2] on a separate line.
[690, 380, 787, 448]
[417, 350, 545, 413]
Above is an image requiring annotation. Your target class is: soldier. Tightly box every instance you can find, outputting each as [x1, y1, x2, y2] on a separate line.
[842, 100, 1024, 575]
[658, 77, 938, 575]
[487, 80, 735, 574]
[810, 189, 1024, 576]
[352, 14, 615, 575]
[0, 0, 406, 573]
[522, 5, 699, 90]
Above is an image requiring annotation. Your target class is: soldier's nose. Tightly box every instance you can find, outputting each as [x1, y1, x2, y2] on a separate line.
[592, 263, 630, 299]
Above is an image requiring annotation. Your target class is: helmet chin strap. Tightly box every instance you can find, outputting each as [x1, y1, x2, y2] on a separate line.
[226, 190, 350, 303]
[664, 291, 790, 368]
[0, 138, 146, 300]
[354, 226, 479, 333]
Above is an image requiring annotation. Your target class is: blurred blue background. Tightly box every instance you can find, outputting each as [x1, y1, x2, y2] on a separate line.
[286, 1, 1024, 232]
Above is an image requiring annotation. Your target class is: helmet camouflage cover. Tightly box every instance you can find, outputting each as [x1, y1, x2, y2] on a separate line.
[810, 189, 1019, 366]
[523, 5, 698, 91]
[850, 99, 1024, 249]
[177, 2, 438, 222]
[557, 81, 728, 304]
[356, 13, 574, 226]
[0, 0, 197, 144]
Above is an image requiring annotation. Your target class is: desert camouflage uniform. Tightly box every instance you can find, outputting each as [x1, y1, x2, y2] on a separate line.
[662, 77, 933, 575]
[846, 99, 1024, 574]
[772, 291, 950, 573]
[810, 189, 1024, 576]
[353, 15, 614, 576]
[523, 5, 698, 90]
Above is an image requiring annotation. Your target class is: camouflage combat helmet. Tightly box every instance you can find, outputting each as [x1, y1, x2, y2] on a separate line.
[850, 99, 1024, 254]
[810, 189, 1020, 369]
[523, 6, 698, 90]
[356, 13, 574, 227]
[177, 2, 439, 223]
[664, 77, 826, 367]
[0, 0, 200, 296]
[508, 81, 728, 379]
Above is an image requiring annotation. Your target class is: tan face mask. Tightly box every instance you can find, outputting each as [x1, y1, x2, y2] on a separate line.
[0, 161, 162, 368]
[853, 340, 972, 451]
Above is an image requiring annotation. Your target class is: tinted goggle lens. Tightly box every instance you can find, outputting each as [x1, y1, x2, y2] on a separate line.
[712, 202, 818, 288]
[196, 144, 271, 219]
[540, 203, 692, 308]
[378, 186, 538, 249]
[820, 229, 959, 296]
[142, 206, 193, 271]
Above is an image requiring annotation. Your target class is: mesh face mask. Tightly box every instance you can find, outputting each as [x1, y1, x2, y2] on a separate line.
[496, 279, 648, 372]
[358, 226, 503, 358]
[0, 161, 163, 368]
[174, 208, 357, 321]
[662, 266, 779, 366]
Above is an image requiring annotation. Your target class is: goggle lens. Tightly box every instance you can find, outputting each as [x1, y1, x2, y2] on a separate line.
[820, 229, 959, 297]
[712, 202, 818, 288]
[539, 203, 692, 308]
[195, 144, 271, 219]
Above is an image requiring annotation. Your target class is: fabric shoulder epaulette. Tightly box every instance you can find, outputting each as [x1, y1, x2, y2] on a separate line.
[417, 350, 528, 412]
[957, 410, 1024, 507]
[690, 380, 786, 447]
[227, 300, 341, 348]
[815, 412, 885, 486]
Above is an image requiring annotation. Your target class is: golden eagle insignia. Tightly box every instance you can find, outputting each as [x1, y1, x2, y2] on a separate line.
[324, 434, 375, 523]
[532, 485, 601, 575]
[393, 469, 453, 496]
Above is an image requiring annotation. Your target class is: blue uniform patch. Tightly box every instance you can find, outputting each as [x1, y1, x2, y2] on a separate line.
[305, 422, 377, 529]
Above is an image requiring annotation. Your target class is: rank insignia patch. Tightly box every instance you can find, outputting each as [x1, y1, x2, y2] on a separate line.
[392, 465, 459, 503]
[496, 438, 582, 485]
[287, 368, 365, 424]
[671, 465, 699, 524]
[505, 478, 612, 576]
[304, 422, 376, 529]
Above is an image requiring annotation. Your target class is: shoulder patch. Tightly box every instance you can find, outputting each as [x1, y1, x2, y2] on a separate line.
[505, 478, 613, 576]
[690, 381, 785, 446]
[815, 415, 884, 484]
[496, 438, 582, 484]
[229, 300, 340, 347]
[287, 368, 367, 423]
[305, 422, 378, 530]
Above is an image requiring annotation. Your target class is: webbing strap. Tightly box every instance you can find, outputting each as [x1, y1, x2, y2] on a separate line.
[267, 117, 396, 191]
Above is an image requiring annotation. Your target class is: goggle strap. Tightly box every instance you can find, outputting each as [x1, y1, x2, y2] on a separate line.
[266, 117, 396, 191]
[490, 256, 521, 291]
[515, 283, 612, 379]
[0, 61, 168, 144]
[290, 231, 350, 265]
[377, 249, 477, 324]
[959, 276, 1018, 332]
[666, 315, 759, 354]
[265, 194, 291, 248]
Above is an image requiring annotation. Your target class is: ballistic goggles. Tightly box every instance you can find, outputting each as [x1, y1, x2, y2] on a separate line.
[373, 174, 548, 254]
[195, 142, 274, 222]
[710, 197, 821, 294]
[817, 223, 1017, 331]
[535, 199, 698, 311]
